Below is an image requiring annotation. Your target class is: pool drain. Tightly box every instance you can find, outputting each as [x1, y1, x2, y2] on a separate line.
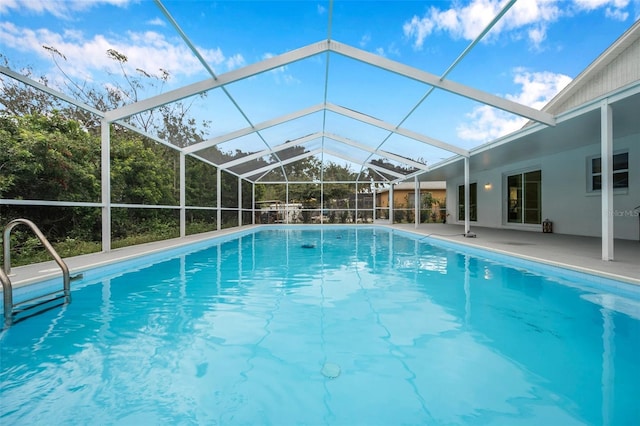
[321, 362, 341, 378]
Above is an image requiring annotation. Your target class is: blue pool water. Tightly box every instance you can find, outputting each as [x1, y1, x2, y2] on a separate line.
[1, 226, 639, 424]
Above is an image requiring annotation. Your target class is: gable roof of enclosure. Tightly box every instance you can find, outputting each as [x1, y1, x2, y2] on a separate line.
[105, 0, 555, 185]
[2, 1, 638, 186]
[97, 1, 555, 184]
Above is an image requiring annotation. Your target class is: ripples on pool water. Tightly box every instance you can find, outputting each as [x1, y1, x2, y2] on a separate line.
[1, 227, 639, 424]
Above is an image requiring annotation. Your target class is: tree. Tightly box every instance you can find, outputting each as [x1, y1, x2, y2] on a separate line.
[0, 113, 101, 202]
[277, 145, 322, 181]
[0, 112, 102, 240]
[110, 133, 176, 206]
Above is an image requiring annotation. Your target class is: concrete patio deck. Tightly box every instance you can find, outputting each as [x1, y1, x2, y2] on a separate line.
[392, 223, 639, 286]
[4, 223, 639, 291]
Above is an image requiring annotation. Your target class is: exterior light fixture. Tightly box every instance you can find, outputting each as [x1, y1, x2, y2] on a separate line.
[484, 182, 492, 190]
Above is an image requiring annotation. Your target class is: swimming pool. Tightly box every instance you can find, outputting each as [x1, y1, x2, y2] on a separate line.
[1, 226, 639, 424]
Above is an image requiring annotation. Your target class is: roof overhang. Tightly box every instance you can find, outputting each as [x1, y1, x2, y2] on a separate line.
[417, 81, 640, 182]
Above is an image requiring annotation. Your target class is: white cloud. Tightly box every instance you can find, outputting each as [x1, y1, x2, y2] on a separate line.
[605, 7, 630, 19]
[457, 69, 571, 142]
[262, 52, 299, 85]
[0, 0, 18, 15]
[402, 0, 512, 48]
[0, 21, 237, 88]
[403, 0, 630, 50]
[386, 42, 400, 57]
[457, 104, 525, 141]
[502, 0, 562, 29]
[573, 0, 629, 11]
[146, 17, 166, 27]
[574, 0, 630, 19]
[402, 14, 435, 49]
[373, 43, 400, 58]
[505, 69, 572, 109]
[360, 33, 371, 47]
[527, 24, 547, 46]
[225, 53, 245, 71]
[0, 0, 131, 18]
[403, 0, 558, 49]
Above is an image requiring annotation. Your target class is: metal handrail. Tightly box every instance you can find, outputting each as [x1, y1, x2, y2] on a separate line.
[2, 218, 71, 326]
[1, 267, 12, 326]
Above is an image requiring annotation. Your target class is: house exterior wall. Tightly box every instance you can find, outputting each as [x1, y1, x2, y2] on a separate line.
[447, 132, 639, 240]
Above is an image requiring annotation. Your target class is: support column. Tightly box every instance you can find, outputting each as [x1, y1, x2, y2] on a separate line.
[252, 183, 256, 225]
[414, 176, 420, 228]
[179, 152, 186, 238]
[100, 119, 111, 252]
[464, 156, 471, 235]
[372, 186, 377, 221]
[286, 182, 289, 224]
[238, 177, 242, 227]
[355, 182, 358, 224]
[389, 184, 394, 224]
[216, 168, 222, 231]
[371, 185, 377, 223]
[320, 180, 324, 225]
[601, 100, 614, 261]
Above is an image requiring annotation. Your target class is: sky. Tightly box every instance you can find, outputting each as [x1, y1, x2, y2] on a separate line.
[1, 0, 639, 178]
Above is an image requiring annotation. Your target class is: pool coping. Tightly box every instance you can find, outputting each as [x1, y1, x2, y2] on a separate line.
[4, 224, 639, 293]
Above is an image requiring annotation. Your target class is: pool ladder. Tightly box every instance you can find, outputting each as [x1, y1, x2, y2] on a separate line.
[1, 219, 71, 328]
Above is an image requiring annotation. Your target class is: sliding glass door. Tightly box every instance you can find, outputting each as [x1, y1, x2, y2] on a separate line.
[507, 170, 541, 224]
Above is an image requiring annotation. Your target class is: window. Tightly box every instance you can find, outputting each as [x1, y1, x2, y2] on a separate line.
[458, 183, 477, 221]
[407, 191, 416, 208]
[589, 152, 629, 191]
[507, 170, 541, 224]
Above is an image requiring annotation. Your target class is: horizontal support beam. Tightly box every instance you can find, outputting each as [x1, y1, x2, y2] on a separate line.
[105, 41, 330, 121]
[220, 132, 323, 169]
[1, 66, 185, 153]
[0, 199, 102, 208]
[326, 103, 469, 157]
[217, 129, 433, 179]
[1, 66, 104, 117]
[328, 41, 556, 127]
[241, 148, 322, 179]
[324, 132, 429, 170]
[185, 104, 324, 154]
[322, 148, 407, 179]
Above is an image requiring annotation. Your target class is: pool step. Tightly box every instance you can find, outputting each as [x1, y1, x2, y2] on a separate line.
[10, 290, 69, 325]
